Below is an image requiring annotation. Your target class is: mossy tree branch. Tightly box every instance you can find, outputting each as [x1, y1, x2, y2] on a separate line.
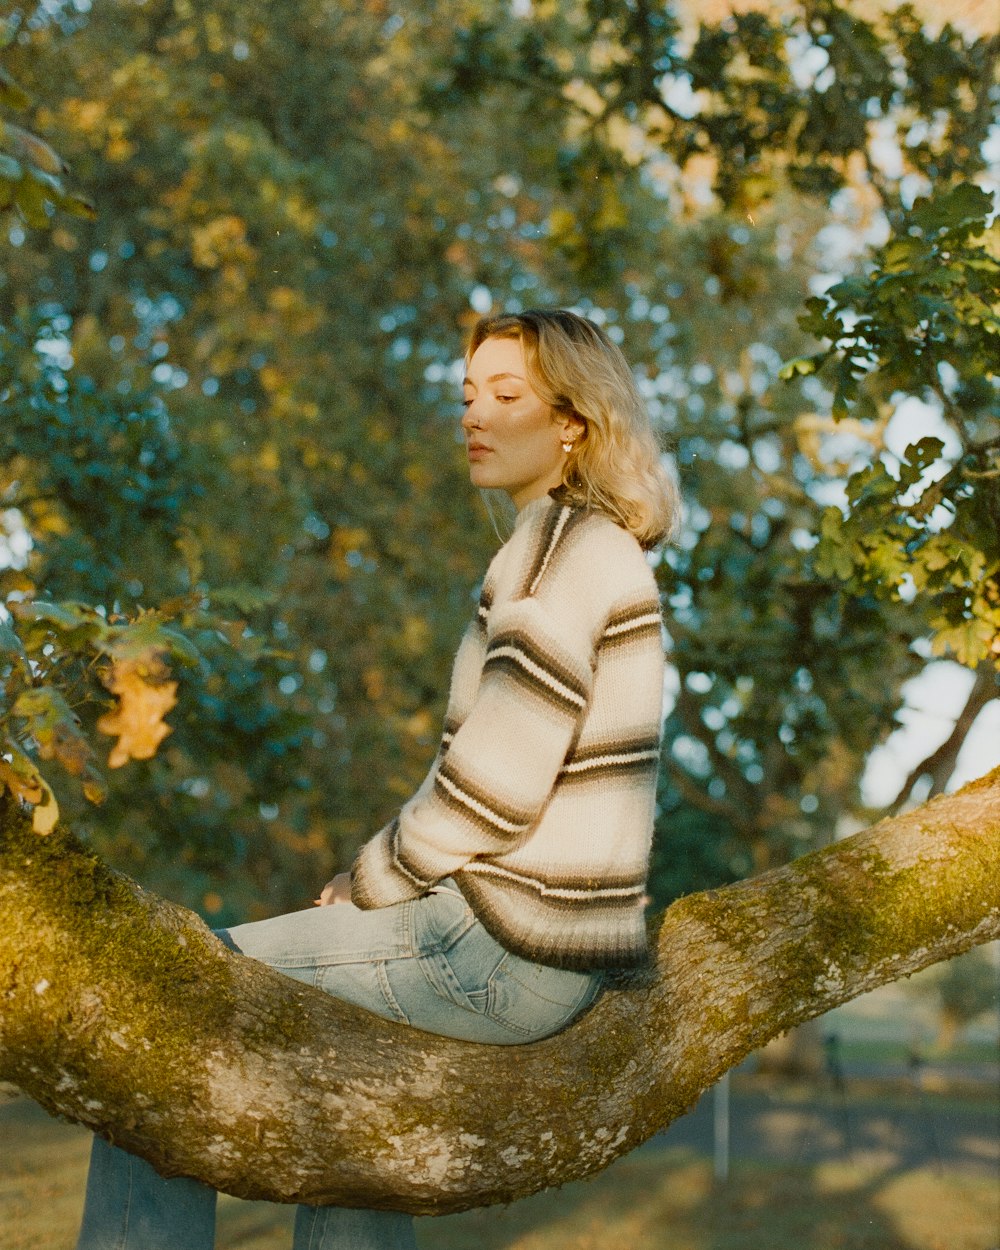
[1, 773, 998, 1215]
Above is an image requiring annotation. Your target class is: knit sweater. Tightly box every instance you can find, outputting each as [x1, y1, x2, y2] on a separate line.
[350, 495, 665, 971]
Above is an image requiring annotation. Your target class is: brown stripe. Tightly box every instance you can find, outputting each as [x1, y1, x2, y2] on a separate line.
[454, 873, 649, 970]
[518, 504, 591, 599]
[559, 736, 661, 784]
[565, 734, 661, 766]
[484, 627, 589, 713]
[433, 758, 535, 837]
[476, 581, 494, 635]
[461, 860, 647, 899]
[388, 818, 433, 890]
[604, 597, 661, 631]
[599, 599, 662, 651]
[518, 502, 564, 598]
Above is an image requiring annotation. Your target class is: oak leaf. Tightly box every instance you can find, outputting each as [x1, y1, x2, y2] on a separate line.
[97, 655, 178, 769]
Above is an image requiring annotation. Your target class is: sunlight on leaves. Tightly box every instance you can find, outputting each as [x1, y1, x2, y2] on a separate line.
[97, 653, 178, 769]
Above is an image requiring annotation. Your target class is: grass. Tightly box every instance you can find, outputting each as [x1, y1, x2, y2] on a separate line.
[2, 1092, 997, 1250]
[425, 1152, 999, 1250]
[828, 1037, 999, 1067]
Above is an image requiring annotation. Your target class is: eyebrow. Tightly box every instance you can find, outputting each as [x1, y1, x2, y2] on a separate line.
[463, 371, 526, 387]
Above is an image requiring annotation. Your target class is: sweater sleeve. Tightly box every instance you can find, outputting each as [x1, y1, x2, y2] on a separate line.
[350, 563, 604, 909]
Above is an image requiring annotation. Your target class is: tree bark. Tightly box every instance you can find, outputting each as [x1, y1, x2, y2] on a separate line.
[1, 773, 998, 1215]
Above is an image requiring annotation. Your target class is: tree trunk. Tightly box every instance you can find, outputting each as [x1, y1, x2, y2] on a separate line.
[1, 773, 998, 1215]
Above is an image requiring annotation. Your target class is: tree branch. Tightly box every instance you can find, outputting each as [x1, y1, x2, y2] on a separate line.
[886, 662, 999, 813]
[674, 685, 759, 820]
[663, 755, 750, 828]
[1, 772, 998, 1214]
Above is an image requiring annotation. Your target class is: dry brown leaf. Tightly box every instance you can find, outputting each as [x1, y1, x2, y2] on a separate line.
[97, 655, 178, 769]
[0, 758, 43, 804]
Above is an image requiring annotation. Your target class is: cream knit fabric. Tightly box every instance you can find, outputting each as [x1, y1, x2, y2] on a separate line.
[351, 496, 665, 970]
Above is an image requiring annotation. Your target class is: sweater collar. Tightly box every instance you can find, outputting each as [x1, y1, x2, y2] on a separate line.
[513, 492, 560, 531]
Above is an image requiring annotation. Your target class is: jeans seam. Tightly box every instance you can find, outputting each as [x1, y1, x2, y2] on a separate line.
[298, 1204, 316, 1250]
[118, 1150, 133, 1250]
[375, 960, 410, 1023]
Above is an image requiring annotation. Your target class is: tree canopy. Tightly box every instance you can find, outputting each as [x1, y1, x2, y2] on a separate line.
[0, 0, 996, 908]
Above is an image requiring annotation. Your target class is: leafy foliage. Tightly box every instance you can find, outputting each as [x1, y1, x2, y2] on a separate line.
[792, 185, 1000, 668]
[0, 12, 94, 225]
[1, 0, 997, 917]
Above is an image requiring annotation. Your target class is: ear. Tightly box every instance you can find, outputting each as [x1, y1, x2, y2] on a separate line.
[556, 412, 586, 444]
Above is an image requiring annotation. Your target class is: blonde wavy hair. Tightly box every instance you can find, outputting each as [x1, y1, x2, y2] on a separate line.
[467, 309, 680, 550]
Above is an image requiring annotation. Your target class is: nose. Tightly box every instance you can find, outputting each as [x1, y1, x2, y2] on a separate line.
[461, 400, 483, 432]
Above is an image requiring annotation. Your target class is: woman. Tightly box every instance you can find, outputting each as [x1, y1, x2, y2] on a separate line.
[76, 308, 679, 1250]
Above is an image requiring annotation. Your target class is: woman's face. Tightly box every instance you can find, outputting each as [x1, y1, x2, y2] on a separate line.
[461, 336, 582, 510]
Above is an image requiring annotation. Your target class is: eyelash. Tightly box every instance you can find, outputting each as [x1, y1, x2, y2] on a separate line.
[461, 395, 516, 407]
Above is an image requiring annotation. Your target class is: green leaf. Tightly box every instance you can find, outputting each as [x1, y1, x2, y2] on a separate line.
[930, 616, 997, 667]
[0, 119, 66, 175]
[825, 276, 869, 305]
[0, 617, 28, 666]
[813, 508, 856, 581]
[14, 172, 55, 228]
[12, 685, 93, 776]
[895, 437, 946, 491]
[207, 585, 278, 613]
[778, 355, 817, 380]
[104, 617, 201, 666]
[880, 238, 924, 273]
[11, 599, 109, 634]
[55, 188, 98, 220]
[9, 600, 111, 655]
[0, 65, 31, 110]
[909, 184, 993, 238]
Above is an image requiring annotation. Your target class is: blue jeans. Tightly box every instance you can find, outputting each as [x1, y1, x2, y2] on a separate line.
[76, 884, 601, 1249]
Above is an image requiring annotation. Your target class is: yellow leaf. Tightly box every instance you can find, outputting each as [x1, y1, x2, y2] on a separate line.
[31, 779, 59, 835]
[97, 655, 178, 769]
[82, 775, 108, 804]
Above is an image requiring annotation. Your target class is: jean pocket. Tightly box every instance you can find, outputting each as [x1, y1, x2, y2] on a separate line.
[411, 882, 478, 954]
[486, 957, 602, 1041]
[416, 913, 510, 1014]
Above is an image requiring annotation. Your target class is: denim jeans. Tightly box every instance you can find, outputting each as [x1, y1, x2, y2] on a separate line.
[76, 883, 601, 1249]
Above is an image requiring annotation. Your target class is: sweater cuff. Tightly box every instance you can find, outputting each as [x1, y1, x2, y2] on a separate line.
[350, 820, 428, 910]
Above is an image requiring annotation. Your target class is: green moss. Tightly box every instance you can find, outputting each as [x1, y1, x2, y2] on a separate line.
[651, 830, 998, 1071]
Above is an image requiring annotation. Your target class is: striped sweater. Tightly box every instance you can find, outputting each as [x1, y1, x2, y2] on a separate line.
[350, 495, 665, 970]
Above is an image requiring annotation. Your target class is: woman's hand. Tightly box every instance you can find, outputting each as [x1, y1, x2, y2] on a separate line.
[315, 871, 352, 906]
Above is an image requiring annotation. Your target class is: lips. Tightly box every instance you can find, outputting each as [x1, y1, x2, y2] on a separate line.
[467, 443, 492, 461]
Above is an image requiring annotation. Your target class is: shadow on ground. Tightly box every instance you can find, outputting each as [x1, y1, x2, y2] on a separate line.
[1, 1075, 997, 1250]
